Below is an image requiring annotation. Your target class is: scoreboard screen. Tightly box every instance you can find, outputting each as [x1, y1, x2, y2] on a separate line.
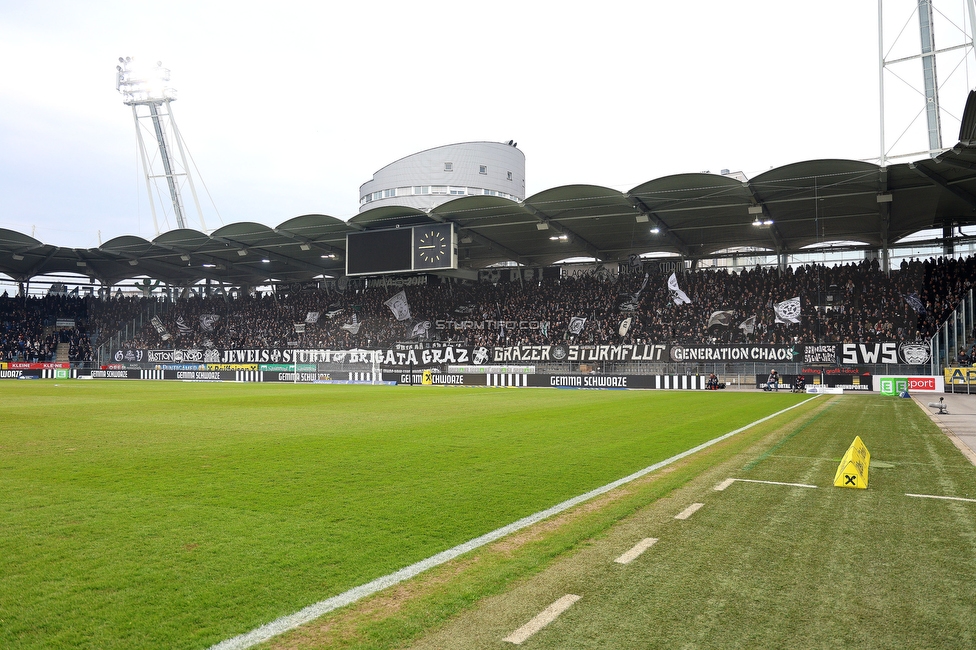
[346, 224, 456, 276]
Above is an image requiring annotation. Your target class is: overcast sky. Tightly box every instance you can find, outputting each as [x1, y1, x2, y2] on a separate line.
[2, 0, 975, 249]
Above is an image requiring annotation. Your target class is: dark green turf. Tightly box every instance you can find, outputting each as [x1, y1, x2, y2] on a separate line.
[0, 381, 806, 649]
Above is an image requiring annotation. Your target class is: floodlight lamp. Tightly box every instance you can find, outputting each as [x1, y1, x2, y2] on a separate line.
[237, 249, 248, 256]
[763, 219, 774, 226]
[299, 243, 311, 251]
[636, 214, 649, 223]
[202, 263, 216, 268]
[650, 227, 660, 234]
[748, 205, 764, 215]
[261, 259, 271, 263]
[536, 222, 549, 231]
[116, 57, 177, 106]
[752, 217, 763, 227]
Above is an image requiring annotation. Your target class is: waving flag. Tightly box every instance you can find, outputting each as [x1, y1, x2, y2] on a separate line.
[738, 315, 757, 335]
[773, 297, 801, 324]
[667, 273, 691, 305]
[384, 291, 411, 321]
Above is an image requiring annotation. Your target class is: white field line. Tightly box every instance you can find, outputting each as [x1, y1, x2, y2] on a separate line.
[717, 478, 818, 490]
[906, 493, 976, 503]
[614, 538, 659, 565]
[675, 503, 704, 520]
[209, 396, 817, 650]
[713, 478, 736, 491]
[503, 594, 581, 645]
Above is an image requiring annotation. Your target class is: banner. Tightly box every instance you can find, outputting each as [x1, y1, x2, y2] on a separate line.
[305, 311, 320, 324]
[670, 344, 801, 363]
[838, 341, 931, 365]
[945, 367, 976, 386]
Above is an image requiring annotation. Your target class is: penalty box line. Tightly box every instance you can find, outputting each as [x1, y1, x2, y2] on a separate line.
[209, 396, 818, 650]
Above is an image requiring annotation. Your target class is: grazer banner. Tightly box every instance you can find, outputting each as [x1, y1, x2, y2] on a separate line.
[493, 344, 668, 363]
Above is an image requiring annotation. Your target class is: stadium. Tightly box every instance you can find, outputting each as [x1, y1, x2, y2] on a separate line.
[3, 4, 976, 650]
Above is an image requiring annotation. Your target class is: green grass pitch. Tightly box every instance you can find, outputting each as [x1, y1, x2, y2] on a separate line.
[0, 381, 805, 649]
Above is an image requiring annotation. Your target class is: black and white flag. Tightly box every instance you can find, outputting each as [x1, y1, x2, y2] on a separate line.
[150, 315, 171, 341]
[176, 316, 193, 335]
[904, 293, 926, 315]
[294, 323, 306, 333]
[568, 316, 587, 336]
[617, 273, 650, 312]
[305, 311, 321, 324]
[707, 311, 733, 330]
[773, 297, 801, 324]
[200, 314, 219, 332]
[341, 314, 361, 335]
[619, 317, 633, 337]
[667, 273, 691, 305]
[407, 320, 431, 339]
[384, 290, 411, 321]
[738, 315, 757, 335]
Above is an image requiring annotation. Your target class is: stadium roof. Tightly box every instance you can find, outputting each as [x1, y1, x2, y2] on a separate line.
[6, 100, 976, 288]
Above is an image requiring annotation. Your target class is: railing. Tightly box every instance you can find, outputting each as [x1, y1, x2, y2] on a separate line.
[930, 287, 974, 375]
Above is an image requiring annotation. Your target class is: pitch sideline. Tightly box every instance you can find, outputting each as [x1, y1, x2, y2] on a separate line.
[210, 395, 818, 650]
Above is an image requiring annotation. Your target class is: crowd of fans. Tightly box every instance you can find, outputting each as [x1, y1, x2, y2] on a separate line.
[0, 293, 92, 362]
[1, 253, 973, 363]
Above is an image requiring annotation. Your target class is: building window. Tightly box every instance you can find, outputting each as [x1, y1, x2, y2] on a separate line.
[414, 186, 429, 195]
[383, 188, 396, 198]
[431, 186, 448, 194]
[449, 187, 466, 195]
[479, 165, 488, 175]
[444, 162, 453, 172]
[507, 171, 513, 181]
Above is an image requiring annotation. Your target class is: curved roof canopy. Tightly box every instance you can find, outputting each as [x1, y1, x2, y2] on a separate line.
[4, 129, 976, 287]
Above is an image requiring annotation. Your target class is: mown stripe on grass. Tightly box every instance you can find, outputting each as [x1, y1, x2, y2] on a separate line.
[209, 396, 817, 650]
[742, 397, 835, 472]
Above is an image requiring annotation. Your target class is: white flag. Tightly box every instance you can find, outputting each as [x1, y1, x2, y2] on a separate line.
[384, 290, 411, 321]
[667, 273, 691, 305]
[619, 317, 632, 337]
[773, 297, 801, 324]
[341, 313, 361, 334]
[305, 311, 320, 324]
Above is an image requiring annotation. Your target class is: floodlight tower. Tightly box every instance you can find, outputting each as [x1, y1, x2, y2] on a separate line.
[878, 0, 976, 165]
[116, 57, 206, 234]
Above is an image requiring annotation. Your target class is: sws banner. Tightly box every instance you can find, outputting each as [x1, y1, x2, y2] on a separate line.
[837, 341, 932, 365]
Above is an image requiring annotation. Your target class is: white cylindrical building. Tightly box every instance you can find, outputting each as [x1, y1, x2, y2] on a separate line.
[359, 141, 525, 212]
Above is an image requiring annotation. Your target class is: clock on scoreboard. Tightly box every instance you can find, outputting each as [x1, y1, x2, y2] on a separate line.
[345, 223, 457, 276]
